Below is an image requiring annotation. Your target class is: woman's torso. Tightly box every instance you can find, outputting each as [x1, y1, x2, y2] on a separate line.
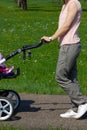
[58, 0, 82, 46]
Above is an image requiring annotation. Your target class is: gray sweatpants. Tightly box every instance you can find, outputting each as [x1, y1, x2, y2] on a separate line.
[56, 43, 86, 108]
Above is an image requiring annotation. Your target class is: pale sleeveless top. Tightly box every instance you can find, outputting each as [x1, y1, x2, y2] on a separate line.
[58, 0, 82, 46]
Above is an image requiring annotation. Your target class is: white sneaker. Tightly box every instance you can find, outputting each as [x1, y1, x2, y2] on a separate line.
[74, 103, 87, 119]
[60, 109, 77, 118]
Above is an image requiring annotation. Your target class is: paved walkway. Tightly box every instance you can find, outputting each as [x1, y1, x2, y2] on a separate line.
[0, 93, 87, 130]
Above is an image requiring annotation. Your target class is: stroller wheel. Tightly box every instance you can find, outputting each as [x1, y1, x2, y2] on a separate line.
[5, 90, 20, 111]
[0, 97, 13, 121]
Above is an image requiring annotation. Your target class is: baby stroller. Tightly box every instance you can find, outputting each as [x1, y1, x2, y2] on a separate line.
[0, 40, 43, 121]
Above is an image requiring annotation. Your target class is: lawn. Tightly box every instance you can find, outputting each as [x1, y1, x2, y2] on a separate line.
[0, 0, 87, 95]
[0, 0, 87, 130]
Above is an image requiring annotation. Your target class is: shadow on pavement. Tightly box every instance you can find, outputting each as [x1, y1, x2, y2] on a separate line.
[10, 100, 87, 121]
[18, 100, 41, 112]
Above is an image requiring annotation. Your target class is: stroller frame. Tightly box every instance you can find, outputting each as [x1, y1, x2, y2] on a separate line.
[0, 40, 43, 121]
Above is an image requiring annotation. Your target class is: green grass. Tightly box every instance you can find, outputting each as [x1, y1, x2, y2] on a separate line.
[0, 124, 20, 130]
[0, 124, 83, 130]
[0, 0, 87, 95]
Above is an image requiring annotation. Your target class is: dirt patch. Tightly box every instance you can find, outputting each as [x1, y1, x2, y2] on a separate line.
[0, 93, 87, 130]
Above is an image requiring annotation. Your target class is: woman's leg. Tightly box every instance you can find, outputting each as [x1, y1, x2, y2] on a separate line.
[56, 43, 86, 107]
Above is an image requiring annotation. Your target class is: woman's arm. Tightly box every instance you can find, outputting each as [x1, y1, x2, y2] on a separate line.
[41, 2, 78, 42]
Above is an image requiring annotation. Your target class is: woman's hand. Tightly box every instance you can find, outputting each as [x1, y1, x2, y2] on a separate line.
[41, 36, 53, 43]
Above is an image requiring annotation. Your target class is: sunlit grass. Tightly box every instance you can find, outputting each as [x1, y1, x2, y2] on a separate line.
[0, 0, 87, 95]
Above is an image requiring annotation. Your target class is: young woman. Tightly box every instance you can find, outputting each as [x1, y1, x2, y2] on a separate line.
[41, 0, 87, 118]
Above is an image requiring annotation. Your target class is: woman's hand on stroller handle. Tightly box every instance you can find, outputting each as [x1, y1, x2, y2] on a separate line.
[41, 36, 53, 43]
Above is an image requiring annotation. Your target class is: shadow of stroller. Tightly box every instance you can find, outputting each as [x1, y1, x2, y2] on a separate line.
[10, 100, 41, 121]
[18, 100, 41, 112]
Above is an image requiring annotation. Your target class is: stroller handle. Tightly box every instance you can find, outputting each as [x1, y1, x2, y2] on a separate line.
[0, 40, 43, 64]
[22, 40, 43, 50]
